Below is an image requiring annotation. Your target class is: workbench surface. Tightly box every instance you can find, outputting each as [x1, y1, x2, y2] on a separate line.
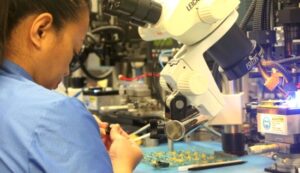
[134, 141, 274, 173]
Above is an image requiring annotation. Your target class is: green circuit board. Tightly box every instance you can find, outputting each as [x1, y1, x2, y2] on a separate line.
[142, 146, 239, 168]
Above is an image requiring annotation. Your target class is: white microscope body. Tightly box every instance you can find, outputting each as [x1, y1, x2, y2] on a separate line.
[103, 0, 258, 140]
[139, 0, 241, 119]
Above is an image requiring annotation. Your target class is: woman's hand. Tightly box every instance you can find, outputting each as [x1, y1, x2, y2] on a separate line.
[109, 124, 143, 173]
[93, 115, 143, 173]
[93, 115, 112, 149]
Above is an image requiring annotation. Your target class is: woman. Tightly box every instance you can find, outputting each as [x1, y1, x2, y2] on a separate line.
[0, 0, 143, 173]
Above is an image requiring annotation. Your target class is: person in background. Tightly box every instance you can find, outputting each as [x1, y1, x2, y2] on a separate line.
[0, 0, 143, 173]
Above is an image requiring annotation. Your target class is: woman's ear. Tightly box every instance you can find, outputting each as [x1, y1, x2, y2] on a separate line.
[30, 13, 53, 49]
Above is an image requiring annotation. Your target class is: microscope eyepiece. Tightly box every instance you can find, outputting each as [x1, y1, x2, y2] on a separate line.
[102, 0, 162, 26]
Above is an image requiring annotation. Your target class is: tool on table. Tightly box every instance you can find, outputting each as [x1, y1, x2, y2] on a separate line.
[130, 123, 151, 142]
[131, 133, 151, 142]
[178, 160, 246, 171]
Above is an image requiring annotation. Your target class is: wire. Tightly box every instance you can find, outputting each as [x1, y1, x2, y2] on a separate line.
[91, 25, 125, 43]
[150, 40, 169, 106]
[119, 73, 160, 81]
[75, 27, 119, 81]
[275, 56, 300, 65]
[265, 0, 272, 30]
[158, 49, 173, 68]
[253, 0, 264, 31]
[258, 59, 296, 98]
[239, 0, 257, 30]
[73, 90, 82, 98]
[79, 50, 114, 81]
[261, 60, 293, 82]
[85, 32, 98, 43]
[257, 61, 270, 80]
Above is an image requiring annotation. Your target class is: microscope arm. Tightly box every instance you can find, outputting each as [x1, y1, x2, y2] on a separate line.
[102, 0, 262, 140]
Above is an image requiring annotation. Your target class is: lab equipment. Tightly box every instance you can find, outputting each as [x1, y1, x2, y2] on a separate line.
[102, 0, 262, 142]
[256, 99, 300, 172]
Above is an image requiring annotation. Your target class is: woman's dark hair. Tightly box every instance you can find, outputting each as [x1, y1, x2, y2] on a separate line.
[0, 0, 9, 62]
[0, 0, 90, 61]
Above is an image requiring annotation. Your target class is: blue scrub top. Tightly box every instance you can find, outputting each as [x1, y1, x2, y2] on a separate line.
[0, 60, 113, 173]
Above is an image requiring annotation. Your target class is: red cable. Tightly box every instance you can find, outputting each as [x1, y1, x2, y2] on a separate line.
[119, 73, 160, 81]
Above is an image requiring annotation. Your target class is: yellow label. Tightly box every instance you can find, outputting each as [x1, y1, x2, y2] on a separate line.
[259, 113, 287, 135]
[83, 96, 98, 111]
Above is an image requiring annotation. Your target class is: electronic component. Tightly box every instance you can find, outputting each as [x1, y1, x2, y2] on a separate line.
[142, 146, 240, 168]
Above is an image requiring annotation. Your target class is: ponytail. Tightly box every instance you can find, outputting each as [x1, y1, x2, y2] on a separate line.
[0, 0, 8, 62]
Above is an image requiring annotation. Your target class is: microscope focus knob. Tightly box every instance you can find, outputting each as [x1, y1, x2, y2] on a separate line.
[197, 0, 240, 24]
[177, 72, 208, 95]
[197, 4, 223, 24]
